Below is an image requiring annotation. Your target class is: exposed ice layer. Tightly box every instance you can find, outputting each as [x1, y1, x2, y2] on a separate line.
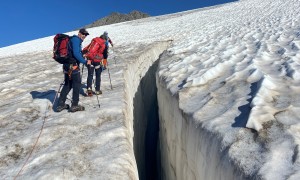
[122, 41, 170, 147]
[157, 78, 245, 179]
[154, 0, 300, 179]
[122, 41, 170, 179]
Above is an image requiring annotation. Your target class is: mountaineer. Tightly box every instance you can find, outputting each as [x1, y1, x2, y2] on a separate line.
[82, 34, 107, 96]
[56, 28, 89, 112]
[101, 31, 114, 69]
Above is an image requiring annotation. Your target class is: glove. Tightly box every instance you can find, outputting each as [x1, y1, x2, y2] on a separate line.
[87, 60, 91, 65]
[82, 49, 88, 55]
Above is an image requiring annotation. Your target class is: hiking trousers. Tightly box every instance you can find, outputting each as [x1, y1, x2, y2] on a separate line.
[58, 72, 81, 106]
[103, 46, 108, 59]
[87, 63, 102, 91]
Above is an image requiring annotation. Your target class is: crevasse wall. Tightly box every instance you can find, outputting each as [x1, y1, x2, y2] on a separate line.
[156, 58, 246, 180]
[123, 41, 247, 180]
[122, 41, 170, 179]
[133, 60, 160, 179]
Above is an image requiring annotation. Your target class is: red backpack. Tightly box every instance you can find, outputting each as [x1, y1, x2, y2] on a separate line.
[53, 34, 75, 64]
[82, 37, 106, 63]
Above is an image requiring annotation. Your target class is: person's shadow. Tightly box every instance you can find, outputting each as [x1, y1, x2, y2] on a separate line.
[30, 90, 58, 111]
[30, 81, 92, 112]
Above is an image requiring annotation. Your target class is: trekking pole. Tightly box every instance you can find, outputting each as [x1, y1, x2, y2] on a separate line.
[95, 93, 100, 108]
[81, 64, 84, 82]
[111, 47, 117, 65]
[53, 81, 64, 107]
[107, 62, 113, 90]
[92, 79, 101, 108]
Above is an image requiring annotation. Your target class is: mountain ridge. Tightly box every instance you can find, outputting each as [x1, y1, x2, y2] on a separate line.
[83, 10, 150, 28]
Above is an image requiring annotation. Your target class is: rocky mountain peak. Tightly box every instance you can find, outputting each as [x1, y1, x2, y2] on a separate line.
[83, 10, 150, 29]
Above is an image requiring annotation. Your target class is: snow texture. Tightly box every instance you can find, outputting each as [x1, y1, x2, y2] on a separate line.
[1, 0, 300, 179]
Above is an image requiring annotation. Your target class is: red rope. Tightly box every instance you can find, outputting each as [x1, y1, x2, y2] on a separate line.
[14, 104, 50, 180]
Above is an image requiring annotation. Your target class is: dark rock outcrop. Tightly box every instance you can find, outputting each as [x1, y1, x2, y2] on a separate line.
[83, 10, 150, 28]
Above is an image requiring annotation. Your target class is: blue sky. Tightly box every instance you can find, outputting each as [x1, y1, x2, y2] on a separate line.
[0, 0, 235, 48]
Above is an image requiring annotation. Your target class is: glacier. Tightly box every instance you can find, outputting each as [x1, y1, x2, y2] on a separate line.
[1, 0, 300, 179]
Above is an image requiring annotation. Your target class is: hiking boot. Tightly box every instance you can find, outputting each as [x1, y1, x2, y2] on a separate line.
[69, 105, 85, 113]
[56, 104, 70, 112]
[87, 89, 93, 97]
[95, 90, 102, 95]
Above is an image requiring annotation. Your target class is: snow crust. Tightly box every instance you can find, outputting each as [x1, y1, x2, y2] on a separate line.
[1, 0, 300, 179]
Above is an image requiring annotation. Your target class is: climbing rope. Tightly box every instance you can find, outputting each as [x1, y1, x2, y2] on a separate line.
[14, 82, 63, 179]
[14, 104, 50, 180]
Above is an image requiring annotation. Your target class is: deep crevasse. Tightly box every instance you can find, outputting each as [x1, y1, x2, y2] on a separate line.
[157, 74, 245, 180]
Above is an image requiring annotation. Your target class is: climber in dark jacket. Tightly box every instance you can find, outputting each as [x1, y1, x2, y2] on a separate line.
[101, 31, 114, 69]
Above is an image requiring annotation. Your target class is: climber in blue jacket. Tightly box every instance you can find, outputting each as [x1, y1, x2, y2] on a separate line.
[56, 28, 89, 113]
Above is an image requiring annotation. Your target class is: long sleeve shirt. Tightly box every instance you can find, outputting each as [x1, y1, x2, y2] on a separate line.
[71, 35, 86, 65]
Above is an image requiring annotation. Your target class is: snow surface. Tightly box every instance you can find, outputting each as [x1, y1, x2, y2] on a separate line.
[1, 0, 300, 179]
